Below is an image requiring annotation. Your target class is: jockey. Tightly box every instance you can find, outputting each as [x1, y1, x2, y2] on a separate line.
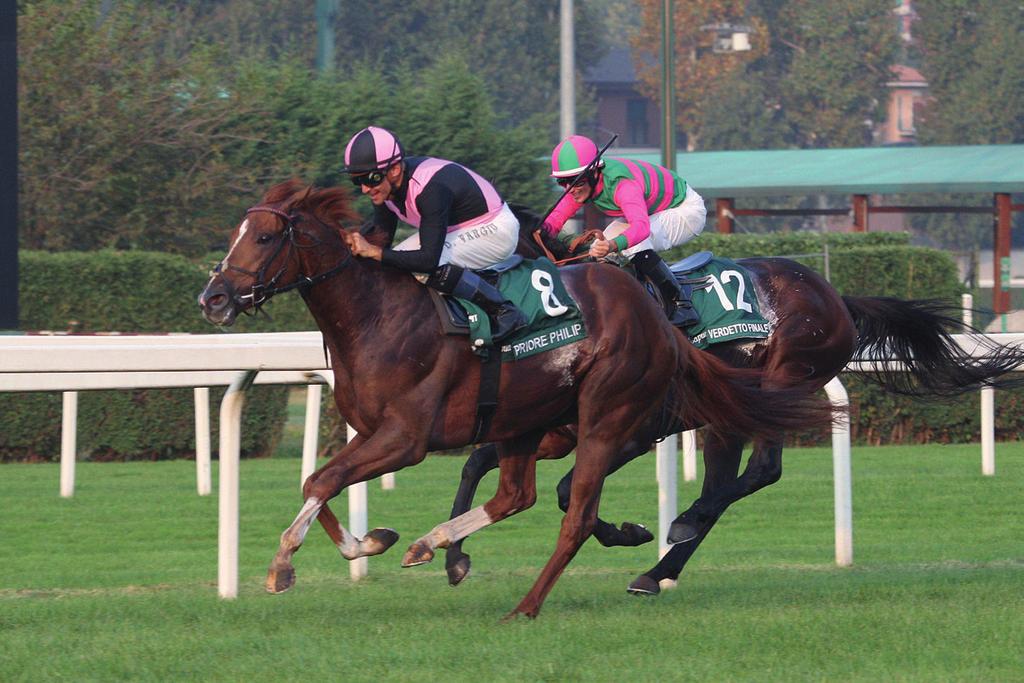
[343, 126, 527, 342]
[544, 135, 706, 327]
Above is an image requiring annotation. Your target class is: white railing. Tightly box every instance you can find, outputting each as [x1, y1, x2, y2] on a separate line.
[0, 332, 368, 597]
[1, 327, 1020, 597]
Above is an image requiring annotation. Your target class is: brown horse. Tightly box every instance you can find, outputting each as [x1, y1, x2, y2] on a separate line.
[197, 180, 832, 618]
[441, 211, 1024, 594]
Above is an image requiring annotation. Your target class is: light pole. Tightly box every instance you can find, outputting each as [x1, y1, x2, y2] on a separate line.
[0, 4, 16, 329]
[560, 0, 576, 141]
[661, 0, 675, 172]
[315, 0, 338, 73]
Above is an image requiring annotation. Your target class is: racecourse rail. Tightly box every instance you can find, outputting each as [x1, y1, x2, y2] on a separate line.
[1, 329, 1021, 598]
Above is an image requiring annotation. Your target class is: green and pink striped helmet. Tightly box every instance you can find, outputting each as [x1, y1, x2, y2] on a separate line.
[550, 135, 603, 178]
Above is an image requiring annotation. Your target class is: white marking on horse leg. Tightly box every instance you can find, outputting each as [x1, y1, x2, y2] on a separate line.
[415, 506, 493, 553]
[336, 525, 363, 560]
[280, 496, 322, 550]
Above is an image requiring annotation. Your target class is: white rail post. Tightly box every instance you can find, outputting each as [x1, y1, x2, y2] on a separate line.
[682, 430, 697, 482]
[825, 377, 853, 567]
[981, 386, 995, 476]
[218, 370, 257, 599]
[656, 436, 678, 561]
[347, 423, 368, 580]
[301, 383, 322, 489]
[963, 294, 997, 477]
[381, 472, 396, 490]
[194, 387, 211, 496]
[59, 391, 78, 498]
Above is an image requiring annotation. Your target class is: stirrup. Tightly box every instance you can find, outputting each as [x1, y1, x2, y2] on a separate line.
[668, 303, 699, 328]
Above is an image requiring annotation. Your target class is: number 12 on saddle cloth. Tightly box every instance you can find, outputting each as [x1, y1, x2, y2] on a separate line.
[685, 257, 770, 350]
[458, 257, 587, 360]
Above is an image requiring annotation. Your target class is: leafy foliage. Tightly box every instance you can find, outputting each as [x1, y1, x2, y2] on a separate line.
[631, 0, 769, 148]
[913, 0, 1024, 146]
[1, 250, 308, 461]
[18, 1, 555, 257]
[172, 0, 608, 129]
[902, 1, 1024, 250]
[631, 0, 898, 150]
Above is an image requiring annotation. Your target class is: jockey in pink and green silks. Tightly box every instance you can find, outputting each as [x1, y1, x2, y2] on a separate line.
[543, 135, 707, 327]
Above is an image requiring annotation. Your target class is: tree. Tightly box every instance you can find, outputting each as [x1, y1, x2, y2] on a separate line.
[631, 0, 899, 151]
[896, 2, 1024, 250]
[18, 1, 271, 253]
[17, 1, 555, 255]
[767, 0, 899, 149]
[631, 0, 768, 149]
[913, 0, 1024, 145]
[174, 0, 608, 130]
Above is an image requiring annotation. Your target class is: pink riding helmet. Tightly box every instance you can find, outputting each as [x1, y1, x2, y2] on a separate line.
[342, 126, 405, 174]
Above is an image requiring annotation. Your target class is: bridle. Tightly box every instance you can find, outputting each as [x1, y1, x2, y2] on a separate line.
[216, 204, 351, 315]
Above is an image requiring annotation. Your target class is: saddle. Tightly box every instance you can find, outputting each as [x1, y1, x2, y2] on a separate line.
[428, 255, 524, 335]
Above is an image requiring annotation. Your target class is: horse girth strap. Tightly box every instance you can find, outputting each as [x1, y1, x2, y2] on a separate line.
[471, 349, 502, 443]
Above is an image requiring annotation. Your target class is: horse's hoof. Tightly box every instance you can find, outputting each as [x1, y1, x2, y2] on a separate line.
[402, 541, 435, 567]
[363, 527, 399, 556]
[265, 564, 296, 594]
[595, 522, 655, 548]
[667, 520, 699, 544]
[620, 522, 655, 546]
[446, 553, 472, 586]
[626, 575, 661, 596]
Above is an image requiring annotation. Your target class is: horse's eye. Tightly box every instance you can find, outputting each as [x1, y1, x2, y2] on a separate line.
[256, 233, 274, 245]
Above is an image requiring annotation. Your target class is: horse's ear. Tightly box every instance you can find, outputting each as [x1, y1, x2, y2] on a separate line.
[297, 185, 315, 207]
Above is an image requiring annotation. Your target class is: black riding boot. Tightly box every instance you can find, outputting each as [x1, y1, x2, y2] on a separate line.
[427, 264, 528, 342]
[632, 250, 699, 328]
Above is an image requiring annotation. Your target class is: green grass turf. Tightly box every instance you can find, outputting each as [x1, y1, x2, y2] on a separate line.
[1, 443, 1022, 682]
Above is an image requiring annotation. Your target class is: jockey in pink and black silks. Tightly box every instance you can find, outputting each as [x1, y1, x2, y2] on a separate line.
[342, 126, 526, 341]
[544, 135, 707, 326]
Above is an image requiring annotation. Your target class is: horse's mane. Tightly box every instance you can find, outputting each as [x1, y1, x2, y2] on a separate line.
[261, 179, 361, 235]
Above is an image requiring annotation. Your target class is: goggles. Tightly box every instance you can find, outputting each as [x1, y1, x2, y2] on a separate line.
[350, 170, 387, 188]
[556, 175, 583, 189]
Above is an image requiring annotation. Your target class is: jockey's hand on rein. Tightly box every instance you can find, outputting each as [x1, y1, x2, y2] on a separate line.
[346, 231, 383, 261]
[589, 238, 614, 260]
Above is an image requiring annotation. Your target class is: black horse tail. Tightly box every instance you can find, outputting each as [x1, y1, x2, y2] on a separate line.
[672, 329, 835, 442]
[843, 295, 1024, 397]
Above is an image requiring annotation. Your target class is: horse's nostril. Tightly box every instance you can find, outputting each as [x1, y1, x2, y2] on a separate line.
[208, 293, 228, 310]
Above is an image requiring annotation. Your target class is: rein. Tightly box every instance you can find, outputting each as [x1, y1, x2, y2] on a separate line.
[222, 205, 351, 314]
[531, 228, 604, 266]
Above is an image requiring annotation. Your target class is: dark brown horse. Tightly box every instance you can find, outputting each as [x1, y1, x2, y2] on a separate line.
[442, 211, 1024, 594]
[197, 180, 832, 618]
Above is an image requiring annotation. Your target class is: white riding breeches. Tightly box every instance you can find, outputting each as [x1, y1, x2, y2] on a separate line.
[604, 186, 707, 257]
[393, 202, 520, 279]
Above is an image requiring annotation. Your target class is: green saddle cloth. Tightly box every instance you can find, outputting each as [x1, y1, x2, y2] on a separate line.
[686, 257, 771, 350]
[459, 257, 587, 360]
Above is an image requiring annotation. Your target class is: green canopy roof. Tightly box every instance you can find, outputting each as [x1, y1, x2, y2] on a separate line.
[629, 145, 1024, 198]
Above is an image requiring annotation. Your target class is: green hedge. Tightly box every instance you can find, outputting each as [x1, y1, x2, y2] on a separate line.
[9, 235, 1013, 459]
[19, 250, 313, 333]
[0, 386, 287, 462]
[3, 250, 310, 461]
